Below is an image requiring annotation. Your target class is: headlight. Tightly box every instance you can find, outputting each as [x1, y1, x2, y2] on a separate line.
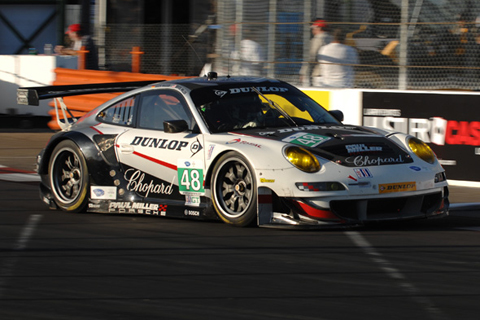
[407, 137, 435, 164]
[284, 146, 320, 173]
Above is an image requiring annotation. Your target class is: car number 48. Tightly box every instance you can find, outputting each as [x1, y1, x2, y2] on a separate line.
[178, 160, 205, 194]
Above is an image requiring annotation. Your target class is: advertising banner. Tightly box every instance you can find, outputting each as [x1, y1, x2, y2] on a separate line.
[362, 92, 480, 182]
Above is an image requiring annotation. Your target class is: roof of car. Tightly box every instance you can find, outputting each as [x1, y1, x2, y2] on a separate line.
[152, 75, 290, 91]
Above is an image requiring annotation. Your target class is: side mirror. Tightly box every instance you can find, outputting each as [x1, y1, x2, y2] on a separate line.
[164, 120, 189, 133]
[329, 110, 344, 122]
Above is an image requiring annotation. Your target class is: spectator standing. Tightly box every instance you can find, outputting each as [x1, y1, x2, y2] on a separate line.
[231, 29, 265, 77]
[317, 28, 359, 88]
[299, 19, 332, 86]
[55, 24, 99, 70]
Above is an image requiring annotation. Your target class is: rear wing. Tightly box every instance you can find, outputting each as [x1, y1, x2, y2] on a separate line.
[17, 80, 162, 106]
[17, 80, 163, 130]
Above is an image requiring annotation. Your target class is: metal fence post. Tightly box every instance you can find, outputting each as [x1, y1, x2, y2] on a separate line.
[131, 46, 144, 73]
[78, 46, 88, 70]
[399, 0, 409, 90]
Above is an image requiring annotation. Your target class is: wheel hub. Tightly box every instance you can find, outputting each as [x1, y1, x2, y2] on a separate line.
[69, 169, 81, 183]
[234, 181, 246, 195]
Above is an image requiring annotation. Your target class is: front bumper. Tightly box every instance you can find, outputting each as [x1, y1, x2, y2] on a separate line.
[257, 186, 449, 229]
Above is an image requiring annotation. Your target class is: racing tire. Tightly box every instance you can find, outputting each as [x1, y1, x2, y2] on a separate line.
[211, 152, 257, 227]
[49, 140, 89, 212]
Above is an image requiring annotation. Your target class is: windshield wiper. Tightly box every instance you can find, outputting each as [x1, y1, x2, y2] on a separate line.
[250, 87, 298, 127]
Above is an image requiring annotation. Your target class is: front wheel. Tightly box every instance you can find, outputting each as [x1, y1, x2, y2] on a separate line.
[211, 152, 257, 227]
[49, 140, 89, 212]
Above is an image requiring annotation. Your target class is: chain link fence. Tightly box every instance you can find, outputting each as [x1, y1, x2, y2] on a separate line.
[103, 24, 208, 76]
[100, 0, 480, 90]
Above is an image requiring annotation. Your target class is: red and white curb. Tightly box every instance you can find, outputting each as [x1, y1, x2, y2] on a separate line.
[0, 165, 40, 182]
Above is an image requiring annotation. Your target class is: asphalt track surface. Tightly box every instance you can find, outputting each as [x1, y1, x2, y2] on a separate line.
[1, 132, 480, 319]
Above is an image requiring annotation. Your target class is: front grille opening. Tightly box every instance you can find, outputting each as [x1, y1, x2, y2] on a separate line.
[421, 192, 443, 214]
[367, 198, 407, 215]
[330, 192, 443, 221]
[331, 197, 408, 220]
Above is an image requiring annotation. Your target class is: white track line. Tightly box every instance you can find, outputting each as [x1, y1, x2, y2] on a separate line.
[0, 214, 42, 298]
[0, 164, 40, 182]
[345, 231, 449, 320]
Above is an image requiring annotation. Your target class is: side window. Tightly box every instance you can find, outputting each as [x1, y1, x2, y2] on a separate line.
[138, 90, 192, 130]
[97, 95, 137, 126]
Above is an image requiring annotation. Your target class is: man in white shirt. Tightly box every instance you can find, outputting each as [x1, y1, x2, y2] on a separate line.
[317, 28, 359, 88]
[231, 28, 265, 77]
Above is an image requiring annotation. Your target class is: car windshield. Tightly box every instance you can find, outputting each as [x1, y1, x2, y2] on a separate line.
[190, 84, 339, 133]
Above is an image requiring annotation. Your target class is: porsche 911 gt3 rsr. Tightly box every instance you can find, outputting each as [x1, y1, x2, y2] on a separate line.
[17, 73, 449, 228]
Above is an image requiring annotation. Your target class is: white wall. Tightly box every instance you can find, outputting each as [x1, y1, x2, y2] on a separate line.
[329, 89, 363, 125]
[0, 55, 77, 116]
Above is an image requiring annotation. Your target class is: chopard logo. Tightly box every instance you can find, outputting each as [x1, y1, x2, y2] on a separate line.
[345, 155, 405, 166]
[124, 169, 174, 197]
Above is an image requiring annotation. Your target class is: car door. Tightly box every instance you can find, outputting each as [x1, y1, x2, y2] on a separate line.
[115, 89, 205, 207]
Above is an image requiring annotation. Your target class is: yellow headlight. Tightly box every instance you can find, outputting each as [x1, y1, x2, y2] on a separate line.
[284, 146, 321, 172]
[408, 137, 435, 164]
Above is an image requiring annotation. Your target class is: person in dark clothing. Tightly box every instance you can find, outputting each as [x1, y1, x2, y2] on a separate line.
[55, 24, 99, 70]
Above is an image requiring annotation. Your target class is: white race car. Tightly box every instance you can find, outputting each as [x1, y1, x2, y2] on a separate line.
[18, 73, 449, 228]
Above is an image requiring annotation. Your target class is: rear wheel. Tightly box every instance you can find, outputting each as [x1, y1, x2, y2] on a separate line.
[49, 140, 89, 212]
[211, 152, 257, 227]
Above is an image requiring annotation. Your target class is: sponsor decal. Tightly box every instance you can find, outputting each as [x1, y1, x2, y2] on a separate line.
[347, 181, 372, 188]
[409, 166, 421, 171]
[260, 178, 275, 183]
[214, 90, 228, 98]
[257, 125, 357, 135]
[207, 144, 215, 160]
[296, 182, 321, 192]
[226, 138, 261, 148]
[124, 169, 174, 197]
[345, 144, 382, 154]
[131, 136, 188, 151]
[184, 209, 200, 216]
[108, 202, 167, 215]
[379, 182, 416, 194]
[90, 186, 117, 200]
[354, 168, 373, 179]
[177, 160, 205, 195]
[347, 174, 372, 187]
[283, 132, 331, 148]
[185, 195, 201, 207]
[109, 202, 160, 210]
[88, 203, 101, 209]
[190, 138, 203, 157]
[228, 87, 289, 94]
[345, 155, 406, 166]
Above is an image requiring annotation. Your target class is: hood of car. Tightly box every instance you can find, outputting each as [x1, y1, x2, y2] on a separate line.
[234, 124, 413, 167]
